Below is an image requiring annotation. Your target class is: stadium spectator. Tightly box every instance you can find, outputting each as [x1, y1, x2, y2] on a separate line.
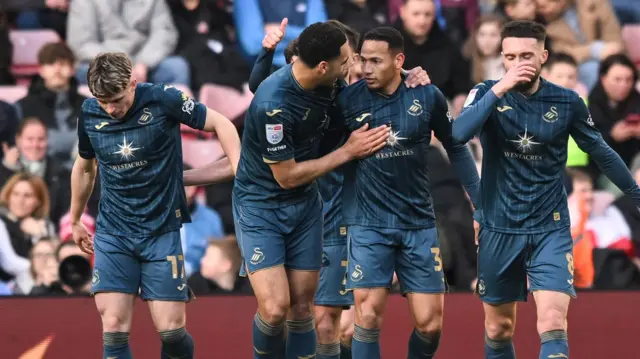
[396, 0, 471, 116]
[233, 0, 328, 68]
[566, 169, 595, 289]
[541, 53, 590, 172]
[537, 0, 625, 90]
[168, 0, 251, 91]
[0, 101, 19, 159]
[180, 164, 225, 277]
[325, 0, 389, 36]
[67, 0, 190, 87]
[187, 236, 252, 294]
[588, 54, 640, 169]
[14, 43, 86, 169]
[495, 0, 536, 21]
[463, 13, 506, 84]
[610, 156, 640, 267]
[0, 118, 71, 228]
[0, 173, 56, 293]
[25, 237, 59, 295]
[0, 11, 14, 85]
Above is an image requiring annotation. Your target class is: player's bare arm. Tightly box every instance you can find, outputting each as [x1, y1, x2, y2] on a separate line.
[183, 156, 233, 186]
[69, 155, 97, 254]
[200, 107, 241, 174]
[270, 123, 389, 189]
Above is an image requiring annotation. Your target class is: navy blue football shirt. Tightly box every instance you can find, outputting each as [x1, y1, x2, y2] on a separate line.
[337, 80, 480, 229]
[454, 78, 640, 234]
[233, 64, 333, 207]
[77, 83, 207, 236]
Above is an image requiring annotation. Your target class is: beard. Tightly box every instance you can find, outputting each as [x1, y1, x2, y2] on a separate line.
[513, 69, 542, 93]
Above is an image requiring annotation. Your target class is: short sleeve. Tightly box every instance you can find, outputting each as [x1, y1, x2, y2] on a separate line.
[461, 82, 491, 111]
[257, 102, 296, 163]
[428, 86, 455, 143]
[160, 85, 207, 130]
[77, 112, 95, 159]
[569, 96, 603, 153]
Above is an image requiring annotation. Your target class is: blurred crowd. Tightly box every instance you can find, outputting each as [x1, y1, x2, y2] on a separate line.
[0, 0, 639, 296]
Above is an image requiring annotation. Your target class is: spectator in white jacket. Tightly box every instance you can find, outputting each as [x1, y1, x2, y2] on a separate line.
[66, 0, 191, 87]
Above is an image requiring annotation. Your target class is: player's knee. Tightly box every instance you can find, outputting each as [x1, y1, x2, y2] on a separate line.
[414, 312, 443, 338]
[536, 307, 567, 334]
[315, 309, 341, 342]
[101, 312, 131, 333]
[485, 316, 515, 341]
[258, 298, 289, 325]
[289, 301, 313, 320]
[356, 302, 383, 329]
[340, 322, 354, 344]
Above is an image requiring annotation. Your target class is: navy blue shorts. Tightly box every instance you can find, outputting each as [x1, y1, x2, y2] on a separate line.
[315, 243, 354, 307]
[476, 227, 576, 304]
[346, 225, 446, 295]
[91, 230, 191, 301]
[234, 195, 323, 276]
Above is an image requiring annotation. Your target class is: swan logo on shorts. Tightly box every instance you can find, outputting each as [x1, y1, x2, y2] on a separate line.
[91, 270, 100, 285]
[351, 265, 363, 282]
[477, 279, 486, 296]
[322, 252, 330, 267]
[250, 248, 265, 265]
[266, 124, 284, 145]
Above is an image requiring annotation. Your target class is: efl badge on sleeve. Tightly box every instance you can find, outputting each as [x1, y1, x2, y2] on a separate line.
[266, 124, 284, 145]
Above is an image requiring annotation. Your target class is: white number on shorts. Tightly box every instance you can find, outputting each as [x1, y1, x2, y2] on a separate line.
[431, 248, 443, 272]
[167, 255, 186, 279]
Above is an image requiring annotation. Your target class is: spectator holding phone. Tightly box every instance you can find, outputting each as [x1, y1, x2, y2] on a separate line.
[588, 54, 640, 168]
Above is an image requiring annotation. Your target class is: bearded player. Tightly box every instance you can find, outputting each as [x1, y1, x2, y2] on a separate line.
[452, 20, 640, 359]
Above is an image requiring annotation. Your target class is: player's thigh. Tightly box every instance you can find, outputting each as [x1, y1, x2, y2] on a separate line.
[147, 300, 186, 332]
[233, 201, 286, 275]
[92, 232, 140, 296]
[406, 292, 444, 334]
[483, 301, 518, 340]
[139, 231, 191, 302]
[315, 244, 353, 308]
[248, 265, 291, 323]
[477, 228, 529, 304]
[395, 227, 446, 295]
[94, 292, 137, 332]
[346, 226, 395, 290]
[532, 290, 571, 333]
[285, 194, 324, 272]
[528, 228, 577, 299]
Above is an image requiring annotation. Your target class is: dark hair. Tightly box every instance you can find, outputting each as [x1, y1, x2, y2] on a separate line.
[38, 42, 75, 65]
[327, 20, 360, 52]
[501, 20, 546, 43]
[360, 27, 404, 53]
[297, 22, 347, 67]
[598, 54, 638, 83]
[284, 38, 299, 65]
[544, 52, 578, 70]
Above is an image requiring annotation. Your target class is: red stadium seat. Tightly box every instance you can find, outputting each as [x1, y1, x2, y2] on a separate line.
[199, 83, 253, 123]
[9, 29, 61, 77]
[0, 85, 28, 103]
[622, 25, 640, 66]
[182, 137, 224, 169]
